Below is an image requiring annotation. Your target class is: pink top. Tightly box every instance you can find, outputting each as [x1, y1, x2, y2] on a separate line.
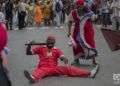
[0, 23, 7, 54]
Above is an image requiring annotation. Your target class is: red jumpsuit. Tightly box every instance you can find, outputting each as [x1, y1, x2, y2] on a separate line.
[32, 46, 90, 80]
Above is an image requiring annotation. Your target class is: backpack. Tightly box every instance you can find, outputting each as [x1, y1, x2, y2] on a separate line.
[55, 1, 61, 12]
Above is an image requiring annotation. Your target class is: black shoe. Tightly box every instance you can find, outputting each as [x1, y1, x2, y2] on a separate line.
[24, 70, 35, 84]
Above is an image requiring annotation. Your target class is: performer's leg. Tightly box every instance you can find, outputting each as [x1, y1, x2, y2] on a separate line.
[65, 66, 90, 77]
[55, 66, 90, 77]
[24, 67, 49, 84]
[57, 65, 99, 78]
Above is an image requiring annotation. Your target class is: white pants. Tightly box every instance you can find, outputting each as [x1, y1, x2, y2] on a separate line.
[54, 11, 62, 26]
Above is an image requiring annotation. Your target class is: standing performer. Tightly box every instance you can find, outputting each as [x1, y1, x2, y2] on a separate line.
[5, 0, 13, 30]
[24, 36, 99, 84]
[68, 0, 98, 65]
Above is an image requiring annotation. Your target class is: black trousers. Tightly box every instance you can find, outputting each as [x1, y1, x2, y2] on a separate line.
[18, 11, 26, 30]
[61, 10, 65, 24]
[5, 14, 13, 30]
[0, 57, 11, 86]
[102, 13, 111, 26]
[116, 19, 120, 30]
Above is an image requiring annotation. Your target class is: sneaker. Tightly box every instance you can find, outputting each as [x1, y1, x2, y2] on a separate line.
[24, 70, 35, 84]
[90, 64, 99, 78]
[79, 59, 92, 66]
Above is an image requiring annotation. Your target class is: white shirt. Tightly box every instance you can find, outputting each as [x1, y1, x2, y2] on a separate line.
[111, 0, 120, 17]
[18, 2, 27, 12]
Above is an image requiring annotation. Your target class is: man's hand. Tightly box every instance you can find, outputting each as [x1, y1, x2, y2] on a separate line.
[60, 57, 68, 64]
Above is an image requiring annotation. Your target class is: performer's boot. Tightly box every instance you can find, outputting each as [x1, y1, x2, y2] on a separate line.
[24, 70, 35, 84]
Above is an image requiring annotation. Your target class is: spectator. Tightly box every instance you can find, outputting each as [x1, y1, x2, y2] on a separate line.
[18, 0, 27, 30]
[101, 1, 111, 27]
[53, 0, 63, 27]
[111, 0, 120, 30]
[43, 0, 52, 26]
[5, 0, 13, 30]
[26, 1, 34, 27]
[34, 0, 43, 27]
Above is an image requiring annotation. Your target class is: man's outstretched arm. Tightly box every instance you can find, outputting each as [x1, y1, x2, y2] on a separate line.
[60, 56, 68, 64]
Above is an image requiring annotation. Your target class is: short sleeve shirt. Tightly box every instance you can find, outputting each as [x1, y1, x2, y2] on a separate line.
[32, 46, 64, 67]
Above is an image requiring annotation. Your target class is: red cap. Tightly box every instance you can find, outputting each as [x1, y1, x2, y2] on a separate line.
[0, 23, 7, 53]
[76, 0, 85, 6]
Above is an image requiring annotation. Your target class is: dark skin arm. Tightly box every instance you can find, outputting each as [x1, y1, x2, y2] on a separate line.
[60, 56, 68, 64]
[26, 40, 41, 55]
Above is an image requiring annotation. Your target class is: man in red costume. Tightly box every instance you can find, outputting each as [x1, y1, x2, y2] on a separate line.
[24, 36, 99, 84]
[68, 0, 98, 65]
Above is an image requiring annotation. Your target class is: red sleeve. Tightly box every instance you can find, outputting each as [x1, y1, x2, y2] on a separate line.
[32, 47, 42, 54]
[56, 48, 65, 58]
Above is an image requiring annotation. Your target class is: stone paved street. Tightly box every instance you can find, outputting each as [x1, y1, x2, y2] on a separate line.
[7, 26, 120, 86]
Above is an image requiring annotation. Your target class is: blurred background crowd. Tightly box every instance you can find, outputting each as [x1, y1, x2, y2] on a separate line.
[0, 0, 119, 30]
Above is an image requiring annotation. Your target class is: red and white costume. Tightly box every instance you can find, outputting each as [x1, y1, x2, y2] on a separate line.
[69, 8, 96, 58]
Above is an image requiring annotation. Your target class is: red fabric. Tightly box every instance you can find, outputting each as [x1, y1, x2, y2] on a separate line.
[72, 10, 84, 57]
[84, 19, 96, 48]
[33, 46, 64, 67]
[0, 23, 7, 54]
[76, 0, 84, 6]
[32, 66, 90, 80]
[32, 46, 90, 80]
[71, 10, 95, 57]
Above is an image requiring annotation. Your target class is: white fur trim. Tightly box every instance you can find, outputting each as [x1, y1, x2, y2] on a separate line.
[79, 16, 92, 49]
